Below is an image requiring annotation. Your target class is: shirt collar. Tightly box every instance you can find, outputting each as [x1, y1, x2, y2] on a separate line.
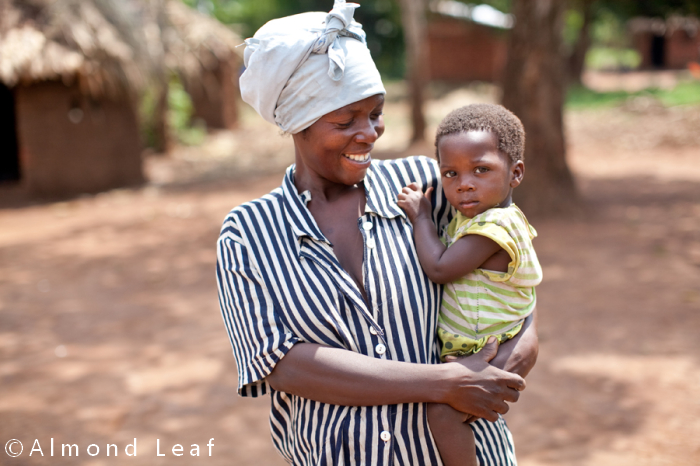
[363, 163, 406, 219]
[281, 162, 406, 244]
[281, 165, 329, 245]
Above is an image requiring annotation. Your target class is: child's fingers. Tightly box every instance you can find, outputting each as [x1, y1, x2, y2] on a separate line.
[478, 337, 500, 363]
[424, 186, 434, 199]
[402, 183, 421, 194]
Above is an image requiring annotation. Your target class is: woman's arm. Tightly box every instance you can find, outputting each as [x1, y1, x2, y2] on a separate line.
[488, 310, 538, 378]
[266, 339, 525, 423]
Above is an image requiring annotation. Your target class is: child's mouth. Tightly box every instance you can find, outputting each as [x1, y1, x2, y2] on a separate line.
[459, 200, 479, 208]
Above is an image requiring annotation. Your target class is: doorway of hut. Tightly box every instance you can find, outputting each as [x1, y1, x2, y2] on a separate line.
[651, 34, 666, 68]
[0, 83, 20, 182]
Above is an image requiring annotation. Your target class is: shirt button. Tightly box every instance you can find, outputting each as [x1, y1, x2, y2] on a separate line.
[369, 327, 378, 335]
[362, 222, 373, 231]
[380, 431, 391, 442]
[375, 343, 386, 355]
[366, 238, 376, 249]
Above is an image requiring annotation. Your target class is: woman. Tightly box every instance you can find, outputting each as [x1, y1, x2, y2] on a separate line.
[216, 2, 538, 464]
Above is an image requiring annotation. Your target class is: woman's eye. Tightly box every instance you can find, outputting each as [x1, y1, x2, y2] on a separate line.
[337, 121, 353, 128]
[443, 171, 456, 178]
[475, 167, 490, 174]
[371, 112, 384, 119]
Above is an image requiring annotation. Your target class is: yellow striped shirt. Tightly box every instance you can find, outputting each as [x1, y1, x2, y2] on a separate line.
[438, 204, 542, 359]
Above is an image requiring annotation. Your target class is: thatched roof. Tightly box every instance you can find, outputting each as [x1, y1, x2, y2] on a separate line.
[0, 0, 148, 98]
[0, 0, 242, 98]
[629, 15, 700, 36]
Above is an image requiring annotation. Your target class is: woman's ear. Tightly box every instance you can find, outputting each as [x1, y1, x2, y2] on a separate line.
[510, 160, 524, 188]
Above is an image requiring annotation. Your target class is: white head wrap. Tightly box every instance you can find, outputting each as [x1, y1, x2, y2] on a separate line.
[240, 0, 386, 134]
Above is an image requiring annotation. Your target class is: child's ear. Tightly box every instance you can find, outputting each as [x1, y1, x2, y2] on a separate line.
[510, 161, 524, 188]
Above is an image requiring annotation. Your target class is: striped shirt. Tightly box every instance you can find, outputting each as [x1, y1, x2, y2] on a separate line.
[217, 156, 518, 465]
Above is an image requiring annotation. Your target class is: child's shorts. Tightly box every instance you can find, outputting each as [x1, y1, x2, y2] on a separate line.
[438, 320, 524, 362]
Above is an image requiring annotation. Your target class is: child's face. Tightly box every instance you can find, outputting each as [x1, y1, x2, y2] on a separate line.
[438, 130, 523, 218]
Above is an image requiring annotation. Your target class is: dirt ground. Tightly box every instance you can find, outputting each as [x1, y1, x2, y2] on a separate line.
[1, 80, 699, 465]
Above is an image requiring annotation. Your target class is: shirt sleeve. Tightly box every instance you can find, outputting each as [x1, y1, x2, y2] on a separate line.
[216, 219, 300, 397]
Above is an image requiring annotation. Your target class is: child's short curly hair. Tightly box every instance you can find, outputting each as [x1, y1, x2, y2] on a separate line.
[435, 104, 525, 164]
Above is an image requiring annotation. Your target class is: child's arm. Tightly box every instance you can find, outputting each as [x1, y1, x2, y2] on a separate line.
[397, 183, 505, 284]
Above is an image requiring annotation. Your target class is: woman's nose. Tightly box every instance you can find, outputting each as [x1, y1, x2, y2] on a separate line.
[355, 118, 381, 143]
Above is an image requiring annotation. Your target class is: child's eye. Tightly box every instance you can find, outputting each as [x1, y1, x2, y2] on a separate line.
[337, 120, 354, 128]
[443, 171, 456, 178]
[475, 167, 490, 174]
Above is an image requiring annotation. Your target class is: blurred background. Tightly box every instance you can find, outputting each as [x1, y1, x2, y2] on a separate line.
[1, 0, 699, 464]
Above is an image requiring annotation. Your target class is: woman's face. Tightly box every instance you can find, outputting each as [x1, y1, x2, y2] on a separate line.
[293, 94, 385, 187]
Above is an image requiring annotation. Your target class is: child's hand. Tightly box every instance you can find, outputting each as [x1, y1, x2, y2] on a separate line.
[397, 182, 433, 223]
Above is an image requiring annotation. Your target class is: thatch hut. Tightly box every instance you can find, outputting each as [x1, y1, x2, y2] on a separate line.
[0, 0, 147, 197]
[0, 0, 243, 197]
[629, 16, 700, 69]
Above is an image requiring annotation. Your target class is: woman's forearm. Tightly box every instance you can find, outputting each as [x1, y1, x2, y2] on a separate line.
[266, 342, 526, 422]
[267, 343, 446, 405]
[489, 310, 539, 378]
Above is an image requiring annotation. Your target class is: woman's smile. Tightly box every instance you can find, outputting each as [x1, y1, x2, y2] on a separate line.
[342, 152, 371, 163]
[292, 94, 385, 190]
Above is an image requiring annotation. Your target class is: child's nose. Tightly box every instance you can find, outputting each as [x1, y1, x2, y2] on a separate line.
[456, 175, 475, 192]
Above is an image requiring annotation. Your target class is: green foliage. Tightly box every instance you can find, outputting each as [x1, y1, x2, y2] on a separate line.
[566, 80, 700, 109]
[594, 0, 700, 19]
[168, 75, 206, 146]
[563, 7, 585, 47]
[586, 46, 641, 70]
[658, 81, 700, 106]
[139, 75, 206, 149]
[139, 84, 159, 149]
[180, 0, 406, 78]
[590, 8, 628, 48]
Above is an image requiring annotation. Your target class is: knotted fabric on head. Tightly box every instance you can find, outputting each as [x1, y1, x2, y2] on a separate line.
[240, 0, 386, 134]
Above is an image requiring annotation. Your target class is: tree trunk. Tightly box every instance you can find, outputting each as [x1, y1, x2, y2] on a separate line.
[568, 0, 594, 85]
[398, 0, 428, 143]
[501, 0, 578, 216]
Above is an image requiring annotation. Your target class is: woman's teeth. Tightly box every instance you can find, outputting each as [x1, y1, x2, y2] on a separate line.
[343, 153, 370, 162]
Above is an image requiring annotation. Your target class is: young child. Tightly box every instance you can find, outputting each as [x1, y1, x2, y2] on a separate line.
[397, 104, 542, 466]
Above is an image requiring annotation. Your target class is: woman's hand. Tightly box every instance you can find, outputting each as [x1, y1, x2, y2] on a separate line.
[266, 340, 524, 422]
[397, 182, 433, 223]
[489, 311, 539, 378]
[439, 338, 525, 422]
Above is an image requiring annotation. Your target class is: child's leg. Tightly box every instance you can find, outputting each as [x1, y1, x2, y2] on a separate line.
[428, 403, 478, 466]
